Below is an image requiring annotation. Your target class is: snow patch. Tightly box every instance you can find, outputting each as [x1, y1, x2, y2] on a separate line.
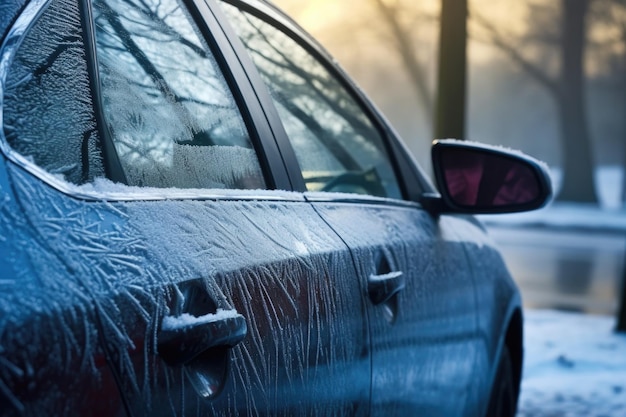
[161, 309, 242, 331]
[435, 138, 552, 174]
[368, 270, 403, 282]
[65, 177, 305, 202]
[480, 202, 626, 232]
[519, 309, 626, 417]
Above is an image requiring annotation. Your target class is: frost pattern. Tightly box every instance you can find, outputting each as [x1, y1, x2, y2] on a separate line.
[0, 167, 142, 415]
[93, 0, 265, 190]
[161, 310, 241, 330]
[122, 144, 265, 190]
[0, 158, 515, 415]
[3, 0, 105, 185]
[1, 164, 370, 416]
[311, 203, 494, 415]
[0, 0, 27, 40]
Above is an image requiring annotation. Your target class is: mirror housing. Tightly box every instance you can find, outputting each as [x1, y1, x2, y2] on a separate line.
[424, 140, 553, 215]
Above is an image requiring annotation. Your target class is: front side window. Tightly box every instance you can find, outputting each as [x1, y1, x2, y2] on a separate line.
[220, 3, 402, 199]
[93, 0, 266, 190]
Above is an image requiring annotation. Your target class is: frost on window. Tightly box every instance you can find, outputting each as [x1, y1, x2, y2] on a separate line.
[3, 0, 105, 184]
[0, 0, 27, 39]
[220, 3, 402, 199]
[92, 0, 266, 190]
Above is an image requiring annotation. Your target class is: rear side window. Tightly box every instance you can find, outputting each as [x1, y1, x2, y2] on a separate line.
[3, 0, 105, 185]
[220, 3, 402, 199]
[2, 0, 267, 192]
[92, 0, 266, 190]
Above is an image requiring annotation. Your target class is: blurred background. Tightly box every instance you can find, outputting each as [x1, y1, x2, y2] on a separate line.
[271, 0, 626, 318]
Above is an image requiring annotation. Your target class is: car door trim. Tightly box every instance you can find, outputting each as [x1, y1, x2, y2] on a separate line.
[1, 159, 307, 204]
[304, 191, 423, 210]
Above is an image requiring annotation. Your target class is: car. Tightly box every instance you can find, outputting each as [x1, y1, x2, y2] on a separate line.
[0, 0, 552, 415]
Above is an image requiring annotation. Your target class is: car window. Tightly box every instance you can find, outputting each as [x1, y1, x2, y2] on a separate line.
[92, 0, 266, 190]
[220, 2, 402, 199]
[3, 0, 106, 185]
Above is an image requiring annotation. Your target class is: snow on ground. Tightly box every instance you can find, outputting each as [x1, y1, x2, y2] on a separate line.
[518, 309, 626, 417]
[482, 203, 626, 233]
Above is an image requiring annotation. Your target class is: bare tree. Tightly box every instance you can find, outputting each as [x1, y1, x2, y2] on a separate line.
[618, 267, 626, 332]
[434, 0, 468, 140]
[473, 0, 597, 203]
[614, 0, 626, 205]
[597, 0, 626, 205]
[618, 6, 626, 331]
[370, 0, 435, 125]
[271, 0, 439, 166]
[587, 0, 626, 330]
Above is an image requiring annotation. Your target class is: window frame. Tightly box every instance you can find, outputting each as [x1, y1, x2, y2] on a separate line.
[213, 0, 435, 203]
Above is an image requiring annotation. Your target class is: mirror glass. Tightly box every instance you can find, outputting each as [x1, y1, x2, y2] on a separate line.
[441, 147, 541, 209]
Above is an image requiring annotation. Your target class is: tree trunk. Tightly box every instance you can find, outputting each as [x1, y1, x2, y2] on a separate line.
[434, 0, 468, 140]
[617, 250, 626, 332]
[556, 0, 597, 203]
[617, 82, 625, 331]
[622, 49, 626, 205]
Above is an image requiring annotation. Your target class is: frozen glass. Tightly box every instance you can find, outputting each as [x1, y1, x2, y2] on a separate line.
[93, 0, 265, 190]
[3, 0, 106, 184]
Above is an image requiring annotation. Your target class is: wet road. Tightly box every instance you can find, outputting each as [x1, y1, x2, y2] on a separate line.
[486, 226, 626, 315]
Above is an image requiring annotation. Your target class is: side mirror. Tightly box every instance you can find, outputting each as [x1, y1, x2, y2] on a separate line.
[426, 140, 553, 214]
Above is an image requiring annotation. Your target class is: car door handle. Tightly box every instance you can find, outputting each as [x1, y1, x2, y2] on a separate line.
[368, 271, 405, 305]
[158, 309, 247, 366]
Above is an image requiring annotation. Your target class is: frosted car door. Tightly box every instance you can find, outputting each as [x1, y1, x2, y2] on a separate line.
[218, 4, 482, 415]
[312, 204, 483, 416]
[0, 0, 370, 415]
[90, 0, 370, 414]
